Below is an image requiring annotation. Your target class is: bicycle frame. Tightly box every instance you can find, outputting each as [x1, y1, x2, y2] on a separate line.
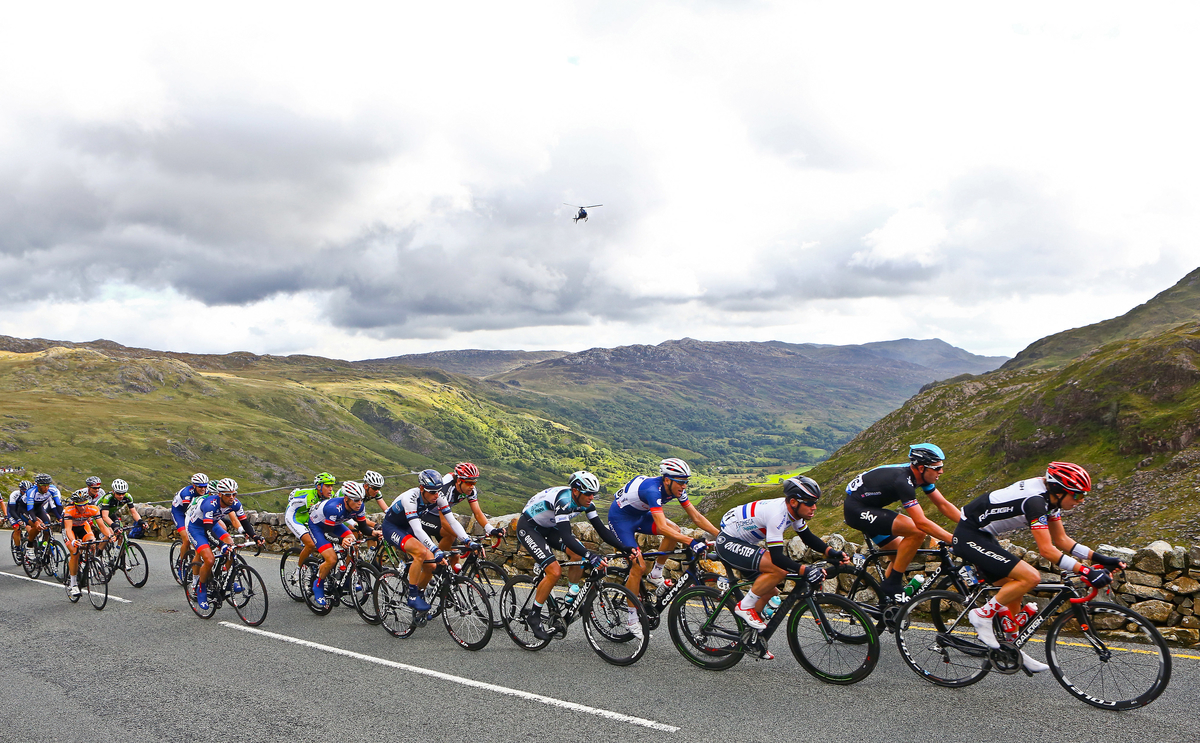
[696, 567, 838, 651]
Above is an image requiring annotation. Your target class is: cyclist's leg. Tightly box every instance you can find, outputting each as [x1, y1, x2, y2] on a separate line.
[715, 534, 780, 627]
[845, 503, 906, 598]
[951, 527, 1035, 648]
[608, 503, 646, 595]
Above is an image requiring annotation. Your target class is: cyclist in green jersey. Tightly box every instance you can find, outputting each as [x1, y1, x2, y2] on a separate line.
[285, 472, 336, 567]
[97, 479, 147, 537]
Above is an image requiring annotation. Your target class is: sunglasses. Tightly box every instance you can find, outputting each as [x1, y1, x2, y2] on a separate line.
[923, 465, 944, 472]
[88, 485, 101, 489]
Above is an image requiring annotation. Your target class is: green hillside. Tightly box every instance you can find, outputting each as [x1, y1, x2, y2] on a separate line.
[1003, 266, 1200, 370]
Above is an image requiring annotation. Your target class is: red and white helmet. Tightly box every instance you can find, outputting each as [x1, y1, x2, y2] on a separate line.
[659, 458, 691, 480]
[1045, 462, 1091, 494]
[341, 481, 366, 500]
[454, 462, 480, 482]
[215, 477, 238, 495]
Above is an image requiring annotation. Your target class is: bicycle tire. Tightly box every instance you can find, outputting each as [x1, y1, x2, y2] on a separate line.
[466, 559, 508, 629]
[1046, 601, 1172, 710]
[10, 533, 21, 566]
[301, 563, 334, 616]
[425, 571, 445, 620]
[895, 589, 989, 687]
[169, 540, 186, 586]
[185, 573, 218, 619]
[231, 564, 269, 626]
[667, 584, 744, 670]
[443, 576, 494, 650]
[87, 555, 108, 611]
[500, 575, 551, 651]
[352, 564, 382, 625]
[21, 543, 41, 579]
[583, 581, 649, 666]
[47, 540, 69, 584]
[375, 568, 418, 639]
[787, 592, 879, 684]
[122, 542, 149, 588]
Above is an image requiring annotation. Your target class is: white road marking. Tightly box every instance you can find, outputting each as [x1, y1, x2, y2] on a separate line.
[0, 571, 133, 603]
[220, 622, 679, 732]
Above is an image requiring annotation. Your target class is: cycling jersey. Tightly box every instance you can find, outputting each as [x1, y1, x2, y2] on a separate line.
[73, 487, 106, 506]
[517, 486, 623, 567]
[844, 464, 934, 509]
[439, 473, 478, 507]
[185, 494, 249, 542]
[96, 492, 135, 515]
[719, 498, 809, 549]
[310, 495, 371, 531]
[959, 478, 1061, 536]
[172, 484, 206, 509]
[382, 487, 466, 552]
[62, 503, 101, 541]
[23, 484, 62, 510]
[522, 486, 601, 529]
[285, 488, 323, 526]
[612, 475, 690, 513]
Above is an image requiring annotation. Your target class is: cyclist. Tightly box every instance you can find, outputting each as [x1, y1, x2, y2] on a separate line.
[609, 458, 717, 608]
[516, 471, 627, 641]
[364, 470, 388, 513]
[171, 473, 210, 578]
[6, 479, 33, 554]
[843, 443, 961, 606]
[955, 462, 1124, 673]
[307, 480, 382, 608]
[20, 474, 63, 561]
[185, 478, 260, 611]
[97, 479, 146, 537]
[436, 463, 505, 569]
[380, 469, 476, 612]
[62, 489, 114, 598]
[717, 476, 850, 642]
[284, 472, 336, 572]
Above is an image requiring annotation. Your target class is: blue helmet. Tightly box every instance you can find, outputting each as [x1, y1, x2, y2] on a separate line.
[417, 469, 443, 491]
[909, 443, 945, 466]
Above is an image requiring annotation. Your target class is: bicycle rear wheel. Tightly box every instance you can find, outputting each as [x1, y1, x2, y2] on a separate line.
[352, 565, 382, 625]
[47, 540, 69, 584]
[22, 543, 41, 579]
[500, 575, 551, 651]
[278, 549, 306, 602]
[87, 556, 108, 610]
[895, 590, 989, 687]
[443, 577, 494, 650]
[584, 582, 649, 666]
[169, 540, 185, 585]
[787, 592, 879, 684]
[667, 585, 744, 670]
[231, 564, 269, 626]
[375, 568, 418, 639]
[301, 563, 334, 616]
[466, 559, 508, 629]
[122, 542, 149, 588]
[1047, 601, 1171, 710]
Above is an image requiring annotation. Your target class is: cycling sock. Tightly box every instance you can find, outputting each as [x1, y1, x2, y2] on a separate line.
[69, 574, 77, 586]
[649, 563, 664, 580]
[533, 598, 545, 609]
[738, 590, 762, 612]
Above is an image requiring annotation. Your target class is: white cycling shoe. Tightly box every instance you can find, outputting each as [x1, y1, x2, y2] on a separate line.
[734, 604, 767, 630]
[969, 607, 1001, 649]
[624, 616, 644, 639]
[645, 572, 665, 589]
[1020, 649, 1050, 673]
[68, 584, 81, 598]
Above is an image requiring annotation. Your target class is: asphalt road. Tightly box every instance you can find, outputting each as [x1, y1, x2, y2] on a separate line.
[2, 540, 1198, 743]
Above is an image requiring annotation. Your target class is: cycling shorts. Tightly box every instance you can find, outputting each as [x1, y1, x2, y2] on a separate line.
[171, 504, 190, 533]
[187, 522, 214, 552]
[607, 503, 658, 550]
[951, 524, 1019, 583]
[309, 521, 351, 553]
[381, 519, 419, 551]
[67, 523, 93, 544]
[843, 499, 899, 544]
[714, 533, 765, 575]
[516, 514, 571, 569]
[283, 504, 309, 540]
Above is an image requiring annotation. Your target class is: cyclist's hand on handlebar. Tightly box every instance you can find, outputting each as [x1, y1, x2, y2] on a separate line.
[585, 552, 605, 571]
[826, 549, 849, 565]
[487, 525, 506, 539]
[1079, 565, 1112, 589]
[431, 548, 447, 564]
[1091, 552, 1125, 571]
[803, 564, 827, 585]
[687, 538, 708, 557]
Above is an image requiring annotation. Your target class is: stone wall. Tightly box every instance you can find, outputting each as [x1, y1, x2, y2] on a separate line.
[136, 506, 1200, 646]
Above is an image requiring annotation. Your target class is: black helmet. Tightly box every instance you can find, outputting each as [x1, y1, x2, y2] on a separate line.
[783, 476, 821, 505]
[417, 469, 443, 491]
[34, 473, 52, 485]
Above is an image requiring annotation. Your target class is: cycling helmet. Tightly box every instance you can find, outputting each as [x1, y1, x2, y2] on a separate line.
[85, 476, 102, 487]
[34, 473, 52, 485]
[568, 471, 601, 495]
[1045, 462, 1091, 495]
[18, 480, 32, 492]
[341, 481, 366, 500]
[363, 470, 385, 489]
[909, 443, 946, 466]
[215, 477, 238, 495]
[417, 469, 443, 491]
[659, 458, 692, 480]
[313, 472, 336, 487]
[111, 479, 129, 494]
[782, 475, 822, 504]
[69, 490, 91, 505]
[191, 473, 210, 485]
[454, 462, 480, 482]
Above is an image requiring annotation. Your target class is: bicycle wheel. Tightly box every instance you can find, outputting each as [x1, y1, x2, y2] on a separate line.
[10, 533, 21, 566]
[301, 563, 334, 616]
[169, 540, 186, 585]
[47, 540, 69, 584]
[787, 592, 879, 684]
[351, 564, 382, 625]
[1046, 601, 1172, 710]
[121, 542, 149, 588]
[895, 590, 989, 687]
[583, 582, 649, 666]
[425, 571, 445, 620]
[375, 568, 418, 639]
[86, 555, 109, 610]
[667, 585, 744, 670]
[500, 575, 551, 651]
[185, 574, 218, 619]
[21, 542, 41, 579]
[443, 577, 494, 651]
[231, 564, 269, 627]
[466, 559, 508, 629]
[845, 569, 882, 608]
[279, 549, 307, 602]
[66, 570, 82, 603]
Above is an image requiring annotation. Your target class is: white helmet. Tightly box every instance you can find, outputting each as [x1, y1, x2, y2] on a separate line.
[363, 470, 385, 489]
[341, 481, 366, 500]
[111, 479, 129, 494]
[215, 478, 238, 494]
[568, 471, 601, 494]
[191, 473, 210, 485]
[659, 458, 691, 480]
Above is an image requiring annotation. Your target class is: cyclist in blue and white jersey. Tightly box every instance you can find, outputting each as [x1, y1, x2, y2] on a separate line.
[717, 477, 849, 638]
[6, 480, 33, 555]
[843, 443, 960, 606]
[19, 474, 63, 561]
[184, 478, 261, 611]
[517, 471, 626, 640]
[380, 469, 474, 611]
[308, 480, 382, 608]
[172, 473, 210, 572]
[609, 458, 718, 606]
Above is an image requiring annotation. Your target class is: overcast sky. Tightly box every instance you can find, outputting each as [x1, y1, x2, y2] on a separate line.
[1, 2, 1197, 359]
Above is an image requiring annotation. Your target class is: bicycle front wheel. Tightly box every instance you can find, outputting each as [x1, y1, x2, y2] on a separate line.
[895, 590, 989, 687]
[500, 575, 551, 651]
[352, 565, 382, 625]
[231, 564, 269, 626]
[375, 568, 418, 638]
[466, 559, 508, 629]
[122, 542, 149, 588]
[47, 540, 69, 584]
[169, 540, 185, 585]
[21, 544, 41, 579]
[443, 577, 494, 651]
[1047, 601, 1172, 710]
[787, 592, 879, 684]
[301, 563, 334, 616]
[666, 585, 744, 670]
[583, 581, 649, 666]
[87, 556, 109, 611]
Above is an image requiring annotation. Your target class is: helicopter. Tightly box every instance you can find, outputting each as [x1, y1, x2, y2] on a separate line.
[564, 203, 602, 223]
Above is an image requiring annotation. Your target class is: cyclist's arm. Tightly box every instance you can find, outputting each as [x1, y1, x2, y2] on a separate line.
[584, 510, 623, 552]
[467, 499, 494, 534]
[1030, 523, 1076, 572]
[441, 505, 470, 542]
[680, 500, 719, 536]
[901, 502, 954, 543]
[95, 518, 114, 540]
[924, 488, 961, 522]
[405, 513, 439, 552]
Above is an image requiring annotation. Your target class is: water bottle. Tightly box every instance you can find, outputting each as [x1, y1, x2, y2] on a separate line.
[655, 578, 674, 598]
[564, 583, 581, 605]
[903, 574, 925, 597]
[761, 595, 782, 620]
